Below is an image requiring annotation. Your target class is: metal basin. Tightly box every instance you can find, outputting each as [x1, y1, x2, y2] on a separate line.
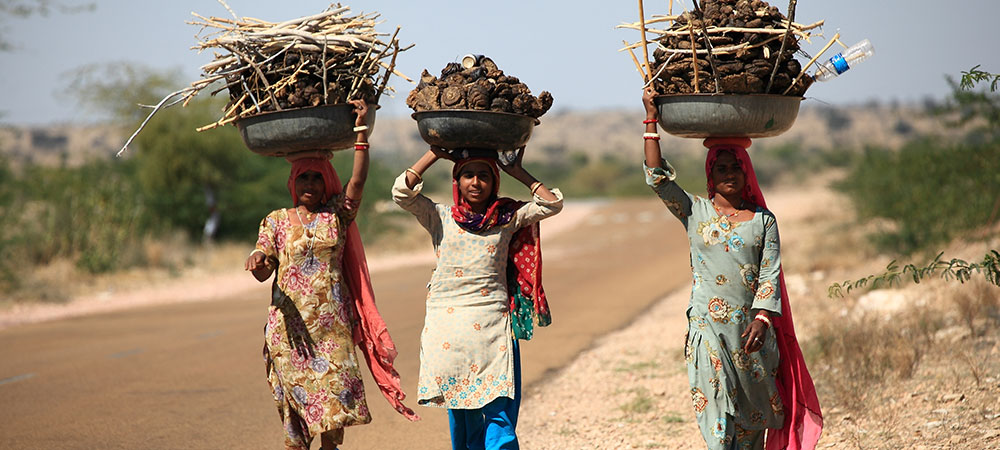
[655, 94, 802, 138]
[412, 110, 539, 151]
[235, 103, 376, 157]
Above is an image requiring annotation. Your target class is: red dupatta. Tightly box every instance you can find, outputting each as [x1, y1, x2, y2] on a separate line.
[704, 138, 823, 449]
[288, 158, 418, 421]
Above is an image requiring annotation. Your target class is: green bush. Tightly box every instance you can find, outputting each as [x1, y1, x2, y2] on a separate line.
[0, 157, 148, 275]
[837, 137, 1000, 254]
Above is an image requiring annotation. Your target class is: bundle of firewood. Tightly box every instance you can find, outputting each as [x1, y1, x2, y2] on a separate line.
[118, 2, 411, 155]
[406, 56, 553, 118]
[188, 3, 411, 130]
[621, 0, 824, 96]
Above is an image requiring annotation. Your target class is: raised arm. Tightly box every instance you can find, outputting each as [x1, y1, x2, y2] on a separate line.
[641, 87, 694, 226]
[392, 146, 449, 238]
[502, 147, 564, 228]
[402, 146, 450, 189]
[499, 146, 558, 202]
[643, 87, 665, 170]
[344, 99, 371, 203]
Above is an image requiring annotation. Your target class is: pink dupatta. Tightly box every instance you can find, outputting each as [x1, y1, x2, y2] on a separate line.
[704, 138, 823, 449]
[289, 158, 419, 421]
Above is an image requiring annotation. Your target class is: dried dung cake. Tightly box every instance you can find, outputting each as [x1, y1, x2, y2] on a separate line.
[644, 0, 817, 96]
[406, 57, 553, 119]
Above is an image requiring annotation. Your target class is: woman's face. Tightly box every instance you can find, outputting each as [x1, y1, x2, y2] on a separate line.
[294, 170, 326, 207]
[457, 161, 495, 209]
[711, 151, 746, 197]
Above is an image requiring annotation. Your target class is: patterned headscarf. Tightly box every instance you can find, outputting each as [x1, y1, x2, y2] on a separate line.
[287, 158, 418, 421]
[450, 157, 552, 339]
[702, 138, 823, 449]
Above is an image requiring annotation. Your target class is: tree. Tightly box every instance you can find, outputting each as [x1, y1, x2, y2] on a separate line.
[0, 0, 94, 51]
[63, 61, 290, 242]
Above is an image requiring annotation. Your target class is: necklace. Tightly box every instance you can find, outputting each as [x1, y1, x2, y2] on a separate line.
[712, 197, 745, 218]
[294, 207, 319, 267]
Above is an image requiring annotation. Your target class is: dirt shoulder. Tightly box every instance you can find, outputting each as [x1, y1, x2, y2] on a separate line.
[518, 177, 1000, 450]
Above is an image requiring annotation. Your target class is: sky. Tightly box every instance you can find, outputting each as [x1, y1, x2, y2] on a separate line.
[1, 0, 998, 125]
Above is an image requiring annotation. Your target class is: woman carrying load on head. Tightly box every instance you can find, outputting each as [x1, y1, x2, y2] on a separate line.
[245, 99, 418, 450]
[640, 87, 822, 450]
[392, 145, 563, 450]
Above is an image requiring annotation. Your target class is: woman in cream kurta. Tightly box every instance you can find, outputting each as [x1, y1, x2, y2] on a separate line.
[394, 146, 562, 450]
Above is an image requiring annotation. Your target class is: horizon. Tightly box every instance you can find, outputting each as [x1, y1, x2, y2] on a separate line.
[1, 0, 998, 126]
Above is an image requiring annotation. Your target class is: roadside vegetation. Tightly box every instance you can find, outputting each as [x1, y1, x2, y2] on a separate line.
[801, 71, 1000, 447]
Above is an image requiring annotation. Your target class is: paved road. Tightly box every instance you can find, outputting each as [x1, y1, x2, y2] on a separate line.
[1, 199, 691, 450]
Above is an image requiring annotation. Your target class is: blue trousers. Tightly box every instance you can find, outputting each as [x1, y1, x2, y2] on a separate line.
[447, 339, 521, 450]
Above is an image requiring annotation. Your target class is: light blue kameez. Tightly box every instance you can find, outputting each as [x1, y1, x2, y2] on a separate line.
[645, 161, 785, 450]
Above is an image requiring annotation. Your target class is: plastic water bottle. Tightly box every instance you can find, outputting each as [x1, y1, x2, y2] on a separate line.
[813, 39, 874, 82]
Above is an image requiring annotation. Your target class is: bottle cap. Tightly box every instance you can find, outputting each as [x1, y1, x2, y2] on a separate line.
[461, 54, 484, 69]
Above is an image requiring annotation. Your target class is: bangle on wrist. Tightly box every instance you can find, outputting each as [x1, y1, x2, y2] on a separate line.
[643, 119, 657, 124]
[249, 248, 265, 258]
[529, 181, 543, 196]
[754, 312, 771, 328]
[643, 132, 661, 141]
[353, 125, 369, 132]
[405, 167, 423, 182]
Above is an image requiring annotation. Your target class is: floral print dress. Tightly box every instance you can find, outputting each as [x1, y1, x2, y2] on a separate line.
[391, 173, 563, 410]
[645, 161, 784, 450]
[255, 198, 370, 449]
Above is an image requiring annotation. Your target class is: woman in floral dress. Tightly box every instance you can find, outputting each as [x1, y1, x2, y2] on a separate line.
[392, 146, 562, 450]
[246, 100, 416, 450]
[641, 88, 822, 450]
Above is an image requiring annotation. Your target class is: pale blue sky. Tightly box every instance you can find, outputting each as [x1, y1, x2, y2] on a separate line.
[1, 0, 998, 125]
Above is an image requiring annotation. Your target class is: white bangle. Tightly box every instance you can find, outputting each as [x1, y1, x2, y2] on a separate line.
[754, 313, 771, 328]
[643, 132, 660, 138]
[249, 249, 265, 258]
[353, 125, 369, 132]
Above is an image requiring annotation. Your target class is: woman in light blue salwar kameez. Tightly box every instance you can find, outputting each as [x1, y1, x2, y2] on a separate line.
[641, 87, 788, 450]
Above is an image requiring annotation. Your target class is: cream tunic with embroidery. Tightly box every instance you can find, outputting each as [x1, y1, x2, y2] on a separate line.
[392, 173, 563, 409]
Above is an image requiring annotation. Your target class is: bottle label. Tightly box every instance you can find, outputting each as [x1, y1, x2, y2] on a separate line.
[830, 53, 850, 74]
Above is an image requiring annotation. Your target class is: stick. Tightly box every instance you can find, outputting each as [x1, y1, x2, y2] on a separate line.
[375, 37, 400, 101]
[783, 32, 839, 95]
[691, 0, 721, 93]
[272, 7, 351, 30]
[322, 38, 329, 102]
[216, 0, 238, 21]
[766, 0, 797, 93]
[688, 26, 700, 93]
[376, 59, 414, 83]
[642, 34, 782, 56]
[117, 88, 197, 157]
[644, 52, 676, 89]
[638, 0, 651, 80]
[624, 40, 648, 81]
[645, 22, 820, 39]
[615, 15, 678, 28]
